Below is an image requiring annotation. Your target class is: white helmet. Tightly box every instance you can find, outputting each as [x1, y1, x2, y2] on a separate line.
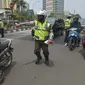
[67, 15, 71, 18]
[37, 10, 47, 17]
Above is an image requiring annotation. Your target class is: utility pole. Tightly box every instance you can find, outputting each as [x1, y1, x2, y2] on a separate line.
[74, 9, 75, 15]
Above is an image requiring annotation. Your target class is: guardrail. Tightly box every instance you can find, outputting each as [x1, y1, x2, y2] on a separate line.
[4, 21, 34, 33]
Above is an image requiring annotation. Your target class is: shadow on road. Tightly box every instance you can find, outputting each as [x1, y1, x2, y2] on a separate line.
[24, 59, 54, 67]
[79, 49, 85, 60]
[24, 60, 35, 65]
[46, 60, 54, 67]
[0, 61, 17, 85]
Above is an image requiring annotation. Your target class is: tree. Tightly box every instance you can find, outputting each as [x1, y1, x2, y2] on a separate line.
[11, 0, 29, 21]
[12, 0, 20, 10]
[12, 0, 27, 12]
[19, 0, 27, 12]
[48, 12, 54, 17]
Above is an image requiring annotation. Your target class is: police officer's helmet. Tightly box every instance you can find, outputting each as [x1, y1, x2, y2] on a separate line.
[37, 10, 47, 17]
[67, 15, 71, 19]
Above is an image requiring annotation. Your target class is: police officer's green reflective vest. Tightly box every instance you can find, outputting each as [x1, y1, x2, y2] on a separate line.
[65, 19, 71, 28]
[0, 21, 4, 28]
[34, 20, 50, 40]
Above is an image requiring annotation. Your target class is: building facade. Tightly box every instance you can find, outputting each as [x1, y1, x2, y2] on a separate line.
[43, 0, 46, 10]
[0, 0, 12, 19]
[1, 0, 11, 8]
[43, 0, 64, 18]
[0, 0, 2, 8]
[0, 0, 17, 10]
[46, 0, 54, 14]
[54, 0, 64, 18]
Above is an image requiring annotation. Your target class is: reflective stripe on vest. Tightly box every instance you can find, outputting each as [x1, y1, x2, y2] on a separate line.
[34, 20, 50, 40]
[35, 20, 50, 31]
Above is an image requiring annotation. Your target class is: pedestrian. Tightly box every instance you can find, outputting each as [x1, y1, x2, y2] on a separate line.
[64, 15, 72, 46]
[0, 19, 4, 38]
[30, 10, 54, 65]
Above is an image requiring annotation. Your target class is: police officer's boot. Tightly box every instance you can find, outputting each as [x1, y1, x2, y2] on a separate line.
[44, 56, 49, 65]
[35, 52, 42, 64]
[35, 57, 42, 64]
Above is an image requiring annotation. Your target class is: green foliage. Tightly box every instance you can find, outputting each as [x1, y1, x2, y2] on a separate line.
[48, 12, 54, 17]
[3, 20, 7, 26]
[12, 0, 27, 12]
[13, 10, 30, 20]
[11, 0, 35, 20]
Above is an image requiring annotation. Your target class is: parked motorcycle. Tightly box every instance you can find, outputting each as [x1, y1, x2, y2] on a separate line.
[0, 38, 14, 81]
[68, 28, 80, 51]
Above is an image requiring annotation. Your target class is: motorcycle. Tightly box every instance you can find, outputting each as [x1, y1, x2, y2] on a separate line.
[52, 19, 65, 37]
[68, 28, 80, 51]
[0, 38, 14, 81]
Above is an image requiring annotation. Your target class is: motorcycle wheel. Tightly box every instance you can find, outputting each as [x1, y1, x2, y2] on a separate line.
[4, 51, 13, 68]
[0, 70, 4, 82]
[68, 37, 75, 51]
[60, 31, 64, 36]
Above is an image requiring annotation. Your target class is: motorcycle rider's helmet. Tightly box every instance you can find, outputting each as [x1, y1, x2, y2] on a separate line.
[73, 16, 79, 22]
[67, 15, 71, 19]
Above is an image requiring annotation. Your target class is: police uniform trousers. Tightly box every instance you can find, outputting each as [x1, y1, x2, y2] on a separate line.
[34, 40, 49, 61]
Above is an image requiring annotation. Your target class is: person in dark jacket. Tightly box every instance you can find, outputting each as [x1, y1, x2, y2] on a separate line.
[71, 16, 81, 46]
[71, 17, 81, 29]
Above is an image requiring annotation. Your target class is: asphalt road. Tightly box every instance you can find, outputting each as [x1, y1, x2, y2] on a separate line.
[1, 30, 85, 85]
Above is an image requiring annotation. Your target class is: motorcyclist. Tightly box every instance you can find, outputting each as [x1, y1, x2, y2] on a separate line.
[71, 16, 81, 30]
[71, 16, 81, 46]
[64, 15, 72, 46]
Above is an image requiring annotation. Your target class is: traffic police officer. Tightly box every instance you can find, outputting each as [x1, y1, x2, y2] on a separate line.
[64, 15, 72, 46]
[30, 10, 54, 65]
